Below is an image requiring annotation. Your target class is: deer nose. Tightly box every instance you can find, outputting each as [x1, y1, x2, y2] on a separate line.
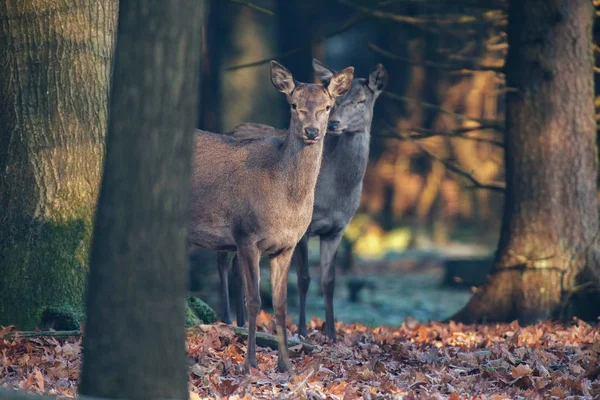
[328, 120, 340, 131]
[304, 128, 319, 140]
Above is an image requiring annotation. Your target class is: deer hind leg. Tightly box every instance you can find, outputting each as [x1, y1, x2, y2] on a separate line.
[217, 252, 232, 324]
[294, 234, 310, 337]
[231, 253, 246, 326]
[270, 248, 294, 372]
[320, 231, 343, 341]
[237, 244, 261, 373]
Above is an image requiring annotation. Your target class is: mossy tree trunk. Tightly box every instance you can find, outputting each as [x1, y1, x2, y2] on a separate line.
[0, 1, 117, 329]
[454, 0, 600, 323]
[78, 0, 204, 398]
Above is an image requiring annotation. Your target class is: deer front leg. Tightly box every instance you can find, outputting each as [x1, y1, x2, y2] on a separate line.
[294, 235, 310, 337]
[270, 248, 294, 372]
[231, 253, 246, 327]
[320, 231, 343, 341]
[217, 252, 232, 324]
[237, 245, 261, 373]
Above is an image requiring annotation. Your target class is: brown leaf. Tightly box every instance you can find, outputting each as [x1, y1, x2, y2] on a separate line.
[548, 386, 566, 399]
[511, 364, 533, 379]
[34, 367, 44, 392]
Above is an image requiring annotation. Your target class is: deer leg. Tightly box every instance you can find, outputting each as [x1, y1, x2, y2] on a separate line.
[217, 252, 232, 324]
[270, 248, 294, 372]
[231, 253, 246, 326]
[294, 234, 310, 337]
[237, 245, 261, 373]
[320, 231, 343, 341]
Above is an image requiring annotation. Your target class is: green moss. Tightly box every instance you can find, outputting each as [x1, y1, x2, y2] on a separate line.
[40, 304, 85, 331]
[186, 295, 217, 326]
[0, 217, 92, 329]
[185, 303, 202, 328]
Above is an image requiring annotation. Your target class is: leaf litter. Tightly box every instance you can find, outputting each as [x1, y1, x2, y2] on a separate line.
[1, 314, 599, 399]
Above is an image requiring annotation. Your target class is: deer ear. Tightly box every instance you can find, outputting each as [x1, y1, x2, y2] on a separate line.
[312, 58, 335, 83]
[368, 64, 388, 95]
[270, 61, 295, 95]
[326, 66, 354, 98]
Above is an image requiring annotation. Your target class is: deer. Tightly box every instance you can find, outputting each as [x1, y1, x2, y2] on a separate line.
[189, 61, 354, 372]
[219, 59, 388, 341]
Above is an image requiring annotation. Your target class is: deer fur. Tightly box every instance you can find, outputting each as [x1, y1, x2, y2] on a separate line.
[221, 59, 388, 340]
[190, 61, 354, 372]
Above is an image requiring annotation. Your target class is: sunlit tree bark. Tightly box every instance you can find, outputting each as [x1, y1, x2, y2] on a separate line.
[455, 0, 600, 323]
[0, 1, 117, 329]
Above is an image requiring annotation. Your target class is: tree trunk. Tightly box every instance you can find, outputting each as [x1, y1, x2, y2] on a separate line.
[454, 0, 600, 323]
[78, 0, 204, 399]
[0, 1, 117, 329]
[218, 0, 282, 132]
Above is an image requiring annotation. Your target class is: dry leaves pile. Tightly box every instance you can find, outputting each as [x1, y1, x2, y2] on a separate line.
[1, 314, 599, 399]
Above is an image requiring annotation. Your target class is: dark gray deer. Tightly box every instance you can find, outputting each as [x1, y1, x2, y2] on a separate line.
[220, 59, 387, 340]
[190, 61, 354, 372]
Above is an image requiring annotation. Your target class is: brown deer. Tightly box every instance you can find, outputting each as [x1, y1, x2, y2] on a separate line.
[220, 59, 388, 340]
[189, 61, 354, 372]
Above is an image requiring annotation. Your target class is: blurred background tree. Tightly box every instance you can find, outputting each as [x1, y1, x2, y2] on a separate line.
[192, 0, 600, 325]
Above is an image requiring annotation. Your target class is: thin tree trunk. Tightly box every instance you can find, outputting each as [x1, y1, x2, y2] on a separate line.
[79, 0, 204, 398]
[454, 0, 600, 323]
[219, 0, 281, 132]
[0, 1, 117, 329]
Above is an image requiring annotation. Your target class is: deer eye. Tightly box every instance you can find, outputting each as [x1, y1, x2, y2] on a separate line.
[291, 104, 297, 110]
[357, 99, 366, 104]
[326, 105, 331, 111]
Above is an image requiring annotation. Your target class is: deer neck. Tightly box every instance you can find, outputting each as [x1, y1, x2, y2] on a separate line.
[279, 121, 324, 202]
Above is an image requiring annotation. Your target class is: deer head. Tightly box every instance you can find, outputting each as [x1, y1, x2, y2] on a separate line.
[312, 59, 388, 135]
[270, 61, 354, 144]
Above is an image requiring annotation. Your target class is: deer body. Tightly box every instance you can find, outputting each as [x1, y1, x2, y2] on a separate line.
[223, 60, 388, 340]
[189, 132, 320, 253]
[190, 61, 354, 372]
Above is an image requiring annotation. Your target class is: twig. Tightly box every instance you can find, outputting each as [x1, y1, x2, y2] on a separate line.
[286, 369, 315, 398]
[368, 43, 504, 73]
[383, 91, 502, 127]
[338, 0, 506, 27]
[225, 14, 365, 71]
[396, 131, 506, 191]
[229, 0, 274, 16]
[379, 126, 504, 147]
[0, 389, 101, 399]
[197, 324, 318, 352]
[3, 330, 81, 340]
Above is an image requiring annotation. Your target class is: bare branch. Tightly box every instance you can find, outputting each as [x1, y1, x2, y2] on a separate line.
[368, 43, 504, 73]
[338, 0, 506, 27]
[384, 129, 505, 191]
[229, 0, 274, 16]
[2, 330, 81, 340]
[414, 126, 503, 146]
[369, 0, 507, 9]
[382, 91, 504, 128]
[224, 14, 365, 71]
[377, 122, 503, 146]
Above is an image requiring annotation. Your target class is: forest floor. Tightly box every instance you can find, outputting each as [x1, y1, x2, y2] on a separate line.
[2, 245, 599, 398]
[1, 314, 600, 399]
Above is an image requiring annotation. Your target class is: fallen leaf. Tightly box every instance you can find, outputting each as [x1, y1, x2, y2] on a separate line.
[511, 364, 533, 379]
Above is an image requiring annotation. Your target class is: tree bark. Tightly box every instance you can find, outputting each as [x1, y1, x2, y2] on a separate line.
[454, 0, 600, 323]
[0, 1, 117, 329]
[78, 1, 204, 399]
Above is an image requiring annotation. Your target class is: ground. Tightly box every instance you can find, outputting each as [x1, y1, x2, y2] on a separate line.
[1, 316, 599, 399]
[2, 244, 598, 398]
[191, 241, 484, 328]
